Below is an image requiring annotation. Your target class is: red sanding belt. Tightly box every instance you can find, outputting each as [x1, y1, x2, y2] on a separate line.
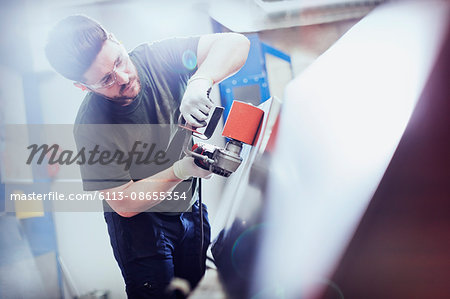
[222, 101, 264, 145]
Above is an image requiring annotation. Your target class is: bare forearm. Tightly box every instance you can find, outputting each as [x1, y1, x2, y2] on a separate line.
[196, 33, 250, 84]
[179, 33, 250, 127]
[102, 166, 182, 217]
[101, 157, 211, 217]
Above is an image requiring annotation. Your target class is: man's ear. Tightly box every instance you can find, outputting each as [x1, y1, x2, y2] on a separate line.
[74, 82, 87, 91]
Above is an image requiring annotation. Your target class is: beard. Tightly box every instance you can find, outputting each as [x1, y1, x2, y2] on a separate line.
[115, 75, 141, 101]
[101, 74, 141, 104]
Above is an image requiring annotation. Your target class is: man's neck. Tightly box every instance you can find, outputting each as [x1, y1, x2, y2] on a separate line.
[97, 94, 137, 106]
[113, 98, 135, 106]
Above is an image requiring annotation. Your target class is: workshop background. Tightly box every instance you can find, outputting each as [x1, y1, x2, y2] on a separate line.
[1, 0, 449, 298]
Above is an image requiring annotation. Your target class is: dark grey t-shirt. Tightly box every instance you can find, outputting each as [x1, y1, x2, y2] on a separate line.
[74, 36, 200, 213]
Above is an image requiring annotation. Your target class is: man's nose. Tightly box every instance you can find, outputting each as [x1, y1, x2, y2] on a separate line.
[116, 70, 129, 85]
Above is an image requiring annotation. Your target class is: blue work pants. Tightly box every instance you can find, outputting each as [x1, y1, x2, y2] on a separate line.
[104, 201, 210, 298]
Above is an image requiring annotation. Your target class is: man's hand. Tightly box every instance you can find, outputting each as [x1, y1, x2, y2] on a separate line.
[180, 76, 214, 127]
[173, 156, 213, 180]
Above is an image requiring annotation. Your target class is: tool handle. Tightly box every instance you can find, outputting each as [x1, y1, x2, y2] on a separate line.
[202, 106, 224, 139]
[178, 106, 224, 140]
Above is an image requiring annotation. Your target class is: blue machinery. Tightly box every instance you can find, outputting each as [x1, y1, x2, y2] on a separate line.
[217, 33, 292, 119]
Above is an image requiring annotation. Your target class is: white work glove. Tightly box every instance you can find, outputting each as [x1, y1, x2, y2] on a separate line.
[180, 76, 214, 127]
[173, 157, 213, 180]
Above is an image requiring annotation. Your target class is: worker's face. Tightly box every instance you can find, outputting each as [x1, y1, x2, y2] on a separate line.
[82, 38, 140, 102]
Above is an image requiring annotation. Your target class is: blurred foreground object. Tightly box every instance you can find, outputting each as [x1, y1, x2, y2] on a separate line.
[212, 0, 450, 298]
[256, 0, 450, 298]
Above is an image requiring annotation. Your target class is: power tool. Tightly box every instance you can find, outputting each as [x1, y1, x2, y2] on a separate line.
[181, 101, 264, 177]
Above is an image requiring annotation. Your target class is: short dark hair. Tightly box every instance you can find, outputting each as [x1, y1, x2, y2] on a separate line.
[45, 15, 108, 82]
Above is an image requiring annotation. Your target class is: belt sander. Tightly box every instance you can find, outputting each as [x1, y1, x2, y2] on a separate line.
[181, 101, 264, 177]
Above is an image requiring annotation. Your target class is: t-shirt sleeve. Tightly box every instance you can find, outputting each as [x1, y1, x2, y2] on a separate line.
[146, 36, 200, 78]
[130, 36, 201, 123]
[132, 36, 200, 86]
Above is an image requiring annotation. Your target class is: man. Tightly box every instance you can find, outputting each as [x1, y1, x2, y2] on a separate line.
[45, 15, 249, 298]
